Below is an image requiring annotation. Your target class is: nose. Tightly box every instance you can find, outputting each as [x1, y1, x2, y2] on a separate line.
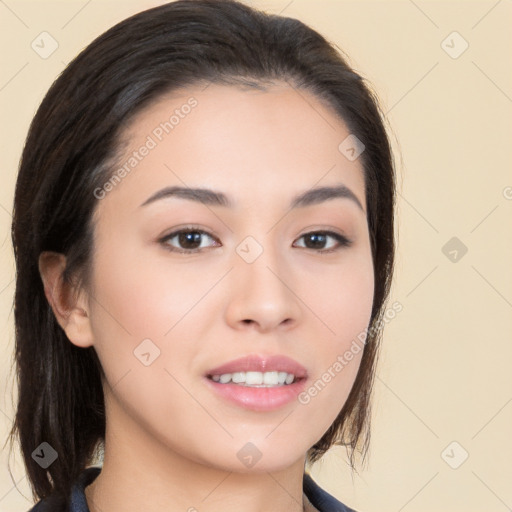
[224, 241, 303, 333]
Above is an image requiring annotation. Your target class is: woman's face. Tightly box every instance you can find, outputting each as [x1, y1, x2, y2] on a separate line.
[84, 82, 374, 473]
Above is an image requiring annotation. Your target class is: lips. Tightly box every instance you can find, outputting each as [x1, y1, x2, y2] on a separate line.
[203, 354, 308, 412]
[205, 354, 308, 379]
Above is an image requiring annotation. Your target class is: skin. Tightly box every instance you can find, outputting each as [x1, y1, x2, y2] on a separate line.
[40, 82, 374, 512]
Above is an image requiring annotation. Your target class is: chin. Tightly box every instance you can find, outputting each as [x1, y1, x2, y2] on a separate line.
[185, 440, 308, 475]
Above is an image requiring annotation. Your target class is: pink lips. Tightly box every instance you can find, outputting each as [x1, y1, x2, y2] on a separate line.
[206, 354, 308, 378]
[204, 354, 308, 412]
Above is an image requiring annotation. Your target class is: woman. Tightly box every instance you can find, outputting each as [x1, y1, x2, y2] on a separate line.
[9, 1, 396, 511]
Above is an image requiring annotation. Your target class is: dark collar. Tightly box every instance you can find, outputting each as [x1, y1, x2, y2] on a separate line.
[30, 466, 357, 512]
[303, 472, 357, 512]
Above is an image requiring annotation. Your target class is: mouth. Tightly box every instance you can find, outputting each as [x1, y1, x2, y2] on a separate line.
[205, 353, 308, 384]
[208, 370, 303, 387]
[204, 354, 308, 411]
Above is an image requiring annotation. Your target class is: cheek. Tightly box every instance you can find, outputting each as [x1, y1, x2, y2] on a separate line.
[86, 241, 225, 402]
[295, 248, 374, 423]
[88, 240, 208, 340]
[300, 244, 375, 350]
[86, 249, 212, 449]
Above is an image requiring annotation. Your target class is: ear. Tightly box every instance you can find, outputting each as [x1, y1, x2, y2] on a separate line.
[38, 251, 94, 348]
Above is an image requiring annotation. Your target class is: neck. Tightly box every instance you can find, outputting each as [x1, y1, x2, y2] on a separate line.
[85, 401, 309, 512]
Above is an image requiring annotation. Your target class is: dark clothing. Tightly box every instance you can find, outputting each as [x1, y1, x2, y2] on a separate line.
[28, 466, 357, 512]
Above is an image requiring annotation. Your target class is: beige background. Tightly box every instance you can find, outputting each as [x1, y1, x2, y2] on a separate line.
[1, 0, 511, 511]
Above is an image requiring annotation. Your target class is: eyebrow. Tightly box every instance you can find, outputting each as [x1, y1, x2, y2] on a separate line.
[140, 184, 364, 211]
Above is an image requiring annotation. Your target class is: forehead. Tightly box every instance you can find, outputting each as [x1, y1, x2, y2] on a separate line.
[96, 82, 366, 216]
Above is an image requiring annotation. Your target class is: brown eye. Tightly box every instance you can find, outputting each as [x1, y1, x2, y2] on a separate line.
[159, 228, 352, 255]
[293, 231, 352, 253]
[160, 229, 219, 253]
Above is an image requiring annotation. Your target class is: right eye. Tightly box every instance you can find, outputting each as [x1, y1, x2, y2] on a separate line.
[159, 228, 221, 254]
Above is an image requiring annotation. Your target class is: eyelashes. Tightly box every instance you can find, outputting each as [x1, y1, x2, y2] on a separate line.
[293, 231, 352, 252]
[160, 228, 221, 253]
[158, 227, 353, 255]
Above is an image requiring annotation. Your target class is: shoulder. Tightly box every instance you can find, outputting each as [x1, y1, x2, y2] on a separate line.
[25, 467, 101, 512]
[303, 472, 359, 512]
[26, 494, 66, 512]
[28, 468, 355, 512]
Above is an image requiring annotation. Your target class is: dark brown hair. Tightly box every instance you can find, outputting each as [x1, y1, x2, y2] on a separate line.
[9, 0, 395, 503]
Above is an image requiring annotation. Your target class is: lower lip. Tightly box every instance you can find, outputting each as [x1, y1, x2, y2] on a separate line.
[203, 377, 307, 412]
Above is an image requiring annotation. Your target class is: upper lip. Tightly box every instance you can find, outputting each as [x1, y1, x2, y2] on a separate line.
[206, 354, 308, 378]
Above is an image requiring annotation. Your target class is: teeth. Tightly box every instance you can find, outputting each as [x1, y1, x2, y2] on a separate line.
[219, 374, 231, 384]
[210, 371, 297, 387]
[263, 371, 279, 385]
[232, 372, 245, 384]
[246, 371, 263, 385]
[278, 371, 287, 384]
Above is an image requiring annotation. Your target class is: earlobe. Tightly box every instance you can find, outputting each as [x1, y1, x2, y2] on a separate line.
[38, 251, 94, 348]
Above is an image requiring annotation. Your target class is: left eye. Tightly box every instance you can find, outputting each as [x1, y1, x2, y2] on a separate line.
[293, 231, 352, 252]
[159, 229, 352, 254]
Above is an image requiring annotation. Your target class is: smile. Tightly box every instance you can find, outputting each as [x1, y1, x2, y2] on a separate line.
[209, 371, 298, 386]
